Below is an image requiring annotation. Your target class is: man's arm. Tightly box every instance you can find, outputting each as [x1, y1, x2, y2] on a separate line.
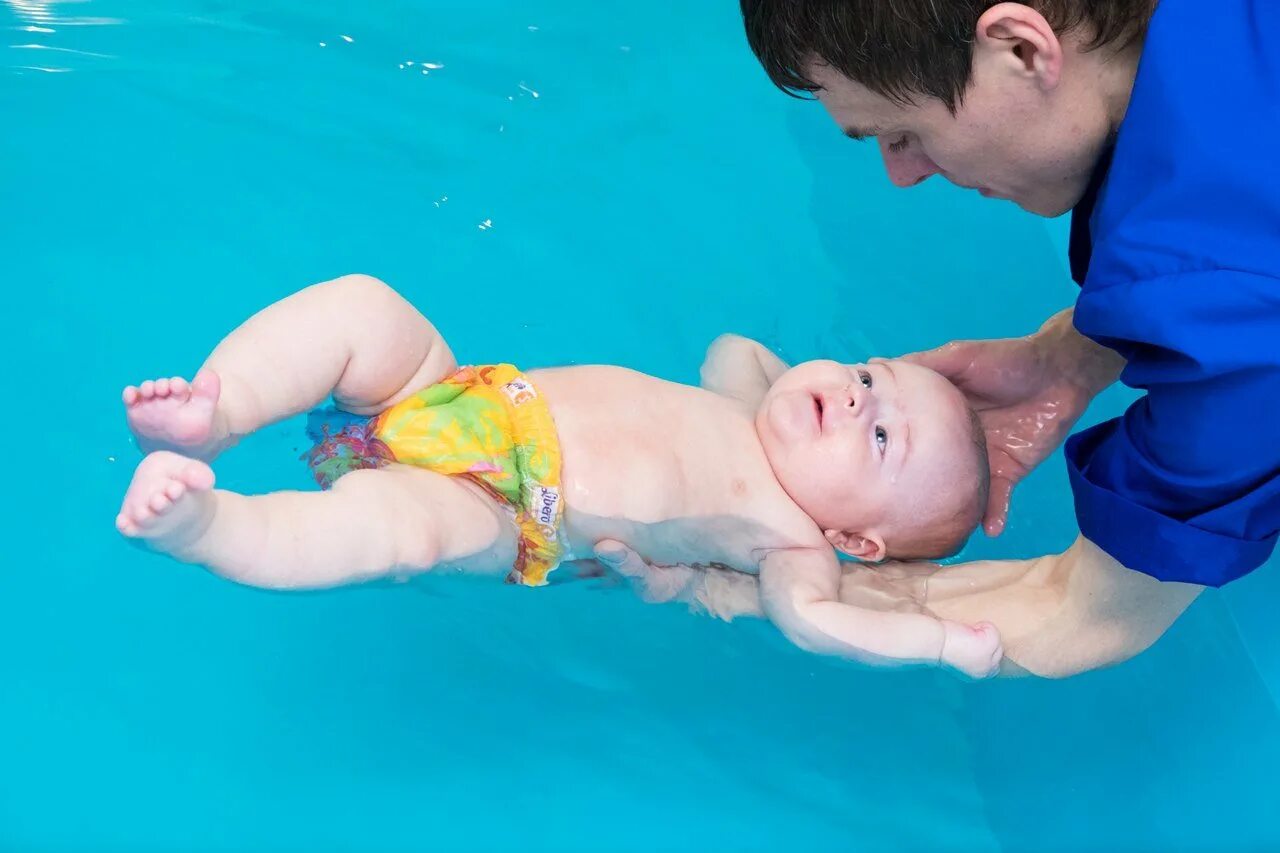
[594, 536, 1201, 678]
[700, 334, 790, 407]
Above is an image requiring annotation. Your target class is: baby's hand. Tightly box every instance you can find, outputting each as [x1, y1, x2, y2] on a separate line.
[940, 620, 1003, 679]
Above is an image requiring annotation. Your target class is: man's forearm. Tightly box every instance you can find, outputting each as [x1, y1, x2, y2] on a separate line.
[918, 536, 1201, 678]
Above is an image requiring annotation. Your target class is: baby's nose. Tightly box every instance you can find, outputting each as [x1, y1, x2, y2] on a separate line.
[844, 384, 875, 415]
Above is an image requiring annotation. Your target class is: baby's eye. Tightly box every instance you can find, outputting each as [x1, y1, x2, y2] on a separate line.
[858, 370, 873, 389]
[875, 426, 888, 453]
[887, 135, 910, 153]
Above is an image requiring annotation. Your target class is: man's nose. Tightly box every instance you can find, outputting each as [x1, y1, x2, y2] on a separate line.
[878, 138, 940, 188]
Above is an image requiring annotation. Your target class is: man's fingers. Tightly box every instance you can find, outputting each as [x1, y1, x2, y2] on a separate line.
[900, 341, 979, 378]
[594, 540, 699, 604]
[982, 477, 1016, 536]
[594, 539, 647, 578]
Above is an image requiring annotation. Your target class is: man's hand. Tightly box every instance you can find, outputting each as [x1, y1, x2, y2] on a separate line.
[593, 540, 765, 620]
[903, 309, 1124, 536]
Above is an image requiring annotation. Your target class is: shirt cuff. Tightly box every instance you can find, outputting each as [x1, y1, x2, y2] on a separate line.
[1065, 424, 1276, 587]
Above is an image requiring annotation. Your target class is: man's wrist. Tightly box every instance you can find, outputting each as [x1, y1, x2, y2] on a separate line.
[1038, 308, 1125, 398]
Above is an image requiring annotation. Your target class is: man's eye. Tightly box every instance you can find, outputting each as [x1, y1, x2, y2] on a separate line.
[875, 426, 888, 452]
[858, 370, 873, 388]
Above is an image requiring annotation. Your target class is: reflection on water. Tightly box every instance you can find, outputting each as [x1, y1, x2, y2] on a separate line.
[5, 0, 121, 28]
[5, 0, 119, 72]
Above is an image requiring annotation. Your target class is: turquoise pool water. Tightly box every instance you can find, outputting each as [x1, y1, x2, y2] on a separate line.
[5, 1, 1280, 849]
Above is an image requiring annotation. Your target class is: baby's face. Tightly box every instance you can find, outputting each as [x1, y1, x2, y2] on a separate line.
[756, 358, 977, 551]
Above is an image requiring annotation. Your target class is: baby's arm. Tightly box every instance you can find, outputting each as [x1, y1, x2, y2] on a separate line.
[760, 549, 1002, 678]
[700, 334, 790, 407]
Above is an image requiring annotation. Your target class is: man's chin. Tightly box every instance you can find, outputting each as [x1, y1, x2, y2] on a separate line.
[1015, 182, 1094, 218]
[1016, 195, 1075, 218]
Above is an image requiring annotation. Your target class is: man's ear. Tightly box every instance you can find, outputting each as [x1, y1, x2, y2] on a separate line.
[825, 528, 887, 563]
[974, 2, 1064, 91]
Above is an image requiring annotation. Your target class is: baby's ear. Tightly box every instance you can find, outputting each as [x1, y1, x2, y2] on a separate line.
[824, 529, 887, 562]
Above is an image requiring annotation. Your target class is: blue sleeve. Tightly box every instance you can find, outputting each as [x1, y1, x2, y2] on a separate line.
[1065, 269, 1280, 587]
[1061, 0, 1280, 585]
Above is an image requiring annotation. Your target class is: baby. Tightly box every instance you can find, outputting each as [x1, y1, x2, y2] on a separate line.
[116, 275, 1001, 677]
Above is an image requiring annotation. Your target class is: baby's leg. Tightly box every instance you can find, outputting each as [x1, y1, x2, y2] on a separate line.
[117, 451, 516, 589]
[125, 275, 457, 459]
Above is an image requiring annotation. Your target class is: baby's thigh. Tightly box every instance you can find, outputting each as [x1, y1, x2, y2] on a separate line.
[324, 275, 458, 414]
[346, 465, 519, 576]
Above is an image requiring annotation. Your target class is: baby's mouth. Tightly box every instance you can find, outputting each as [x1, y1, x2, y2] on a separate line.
[812, 394, 824, 431]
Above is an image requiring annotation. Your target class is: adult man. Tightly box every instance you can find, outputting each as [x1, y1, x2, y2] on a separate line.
[598, 0, 1280, 677]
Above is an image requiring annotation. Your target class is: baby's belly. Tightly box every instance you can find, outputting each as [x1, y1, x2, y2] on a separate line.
[560, 510, 777, 575]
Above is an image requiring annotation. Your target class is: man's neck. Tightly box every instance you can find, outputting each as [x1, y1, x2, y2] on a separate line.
[1099, 40, 1142, 133]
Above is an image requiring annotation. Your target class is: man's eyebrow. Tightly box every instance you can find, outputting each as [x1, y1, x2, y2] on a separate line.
[843, 126, 880, 141]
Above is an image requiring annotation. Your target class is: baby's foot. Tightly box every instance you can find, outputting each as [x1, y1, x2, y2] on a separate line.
[940, 620, 1004, 680]
[123, 370, 222, 456]
[116, 451, 216, 554]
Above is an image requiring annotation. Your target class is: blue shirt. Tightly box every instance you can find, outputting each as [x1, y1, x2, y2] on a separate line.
[1064, 0, 1280, 586]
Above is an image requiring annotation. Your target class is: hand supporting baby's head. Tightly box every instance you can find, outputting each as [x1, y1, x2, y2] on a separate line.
[756, 358, 989, 561]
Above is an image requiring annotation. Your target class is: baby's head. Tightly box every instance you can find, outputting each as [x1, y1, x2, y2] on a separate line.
[756, 358, 988, 561]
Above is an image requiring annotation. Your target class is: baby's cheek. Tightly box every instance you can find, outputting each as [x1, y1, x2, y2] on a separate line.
[827, 441, 869, 482]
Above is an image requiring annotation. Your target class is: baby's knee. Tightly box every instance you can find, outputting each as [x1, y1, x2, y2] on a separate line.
[321, 274, 410, 315]
[329, 469, 445, 566]
[312, 275, 432, 343]
[329, 467, 402, 506]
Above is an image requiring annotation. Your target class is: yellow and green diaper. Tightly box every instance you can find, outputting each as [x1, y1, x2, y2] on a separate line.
[305, 364, 564, 586]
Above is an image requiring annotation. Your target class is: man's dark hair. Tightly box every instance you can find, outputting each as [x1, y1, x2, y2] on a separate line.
[741, 1, 1153, 111]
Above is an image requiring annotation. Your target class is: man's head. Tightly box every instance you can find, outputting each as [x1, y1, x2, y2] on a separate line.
[741, 1, 1150, 215]
[757, 358, 989, 561]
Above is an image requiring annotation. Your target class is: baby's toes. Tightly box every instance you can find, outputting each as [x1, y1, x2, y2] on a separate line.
[180, 463, 215, 491]
[148, 490, 175, 515]
[139, 380, 156, 400]
[123, 386, 141, 406]
[126, 502, 155, 527]
[164, 480, 188, 502]
[169, 376, 189, 397]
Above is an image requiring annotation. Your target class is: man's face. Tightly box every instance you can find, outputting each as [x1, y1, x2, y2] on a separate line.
[809, 60, 1111, 217]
